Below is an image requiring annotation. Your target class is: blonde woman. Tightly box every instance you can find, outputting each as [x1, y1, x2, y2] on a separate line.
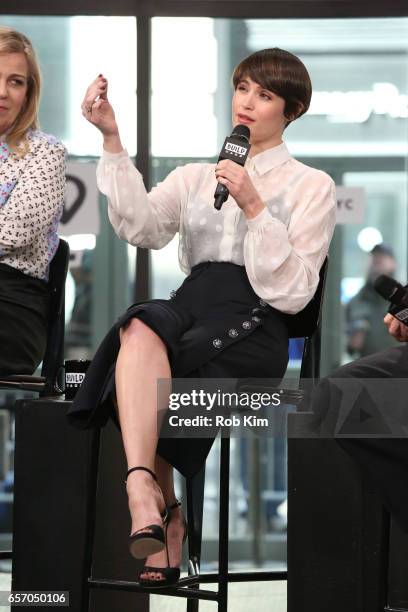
[0, 27, 66, 375]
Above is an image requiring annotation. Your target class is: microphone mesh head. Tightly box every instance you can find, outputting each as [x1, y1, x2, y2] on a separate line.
[231, 124, 250, 140]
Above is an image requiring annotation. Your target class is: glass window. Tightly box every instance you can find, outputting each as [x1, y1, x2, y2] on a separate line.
[150, 18, 219, 298]
[152, 18, 217, 158]
[246, 18, 408, 156]
[1, 15, 137, 156]
[0, 15, 137, 356]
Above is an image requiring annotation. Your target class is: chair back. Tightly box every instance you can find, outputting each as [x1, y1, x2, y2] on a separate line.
[41, 238, 70, 395]
[283, 258, 328, 339]
[283, 258, 329, 382]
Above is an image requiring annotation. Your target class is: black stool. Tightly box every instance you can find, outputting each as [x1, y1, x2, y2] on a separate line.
[13, 260, 333, 612]
[286, 410, 408, 612]
[0, 238, 70, 564]
[11, 397, 149, 612]
[85, 258, 329, 610]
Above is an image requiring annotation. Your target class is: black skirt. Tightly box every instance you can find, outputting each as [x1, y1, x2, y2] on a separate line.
[0, 263, 49, 376]
[67, 262, 289, 477]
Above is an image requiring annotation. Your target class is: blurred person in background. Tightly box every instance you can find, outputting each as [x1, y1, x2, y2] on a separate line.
[346, 243, 400, 357]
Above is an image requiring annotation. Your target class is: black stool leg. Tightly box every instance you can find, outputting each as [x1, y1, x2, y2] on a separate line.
[361, 485, 390, 611]
[186, 466, 206, 612]
[218, 436, 230, 612]
[83, 429, 101, 612]
[11, 400, 101, 612]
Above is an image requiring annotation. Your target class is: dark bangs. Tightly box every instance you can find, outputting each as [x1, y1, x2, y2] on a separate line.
[232, 48, 312, 124]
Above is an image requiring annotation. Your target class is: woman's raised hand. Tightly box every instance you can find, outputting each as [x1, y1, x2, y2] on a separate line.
[81, 75, 118, 136]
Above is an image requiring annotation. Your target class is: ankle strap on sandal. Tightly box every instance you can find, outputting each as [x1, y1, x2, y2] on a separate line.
[125, 466, 157, 483]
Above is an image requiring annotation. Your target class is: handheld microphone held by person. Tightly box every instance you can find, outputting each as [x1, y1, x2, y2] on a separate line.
[374, 274, 408, 326]
[214, 124, 251, 210]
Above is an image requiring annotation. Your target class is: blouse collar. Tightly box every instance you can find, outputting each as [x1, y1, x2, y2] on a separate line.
[247, 141, 292, 176]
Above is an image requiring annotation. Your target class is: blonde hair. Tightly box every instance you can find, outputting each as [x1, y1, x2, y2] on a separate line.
[0, 27, 41, 156]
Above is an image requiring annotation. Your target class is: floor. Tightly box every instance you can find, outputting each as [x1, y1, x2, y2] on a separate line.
[151, 579, 287, 612]
[0, 571, 286, 611]
[0, 571, 11, 611]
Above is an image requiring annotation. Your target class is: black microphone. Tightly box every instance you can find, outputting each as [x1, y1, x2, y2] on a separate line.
[374, 274, 408, 326]
[214, 124, 251, 211]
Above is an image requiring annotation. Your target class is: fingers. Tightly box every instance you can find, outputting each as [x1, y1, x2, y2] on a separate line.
[214, 161, 259, 213]
[393, 327, 407, 343]
[92, 98, 106, 111]
[384, 313, 393, 326]
[400, 328, 408, 342]
[384, 314, 408, 342]
[216, 176, 230, 189]
[386, 316, 408, 342]
[215, 159, 238, 174]
[215, 159, 244, 183]
[388, 317, 401, 337]
[81, 74, 108, 119]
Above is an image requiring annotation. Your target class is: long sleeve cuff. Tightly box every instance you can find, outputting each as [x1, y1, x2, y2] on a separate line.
[101, 147, 129, 163]
[246, 206, 284, 232]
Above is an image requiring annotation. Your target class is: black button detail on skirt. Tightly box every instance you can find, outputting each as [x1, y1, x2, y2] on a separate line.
[228, 328, 239, 338]
[66, 261, 290, 480]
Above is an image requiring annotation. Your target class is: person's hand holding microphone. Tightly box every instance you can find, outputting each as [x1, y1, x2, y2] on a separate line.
[215, 160, 266, 220]
[375, 274, 408, 342]
[213, 124, 265, 220]
[384, 313, 408, 343]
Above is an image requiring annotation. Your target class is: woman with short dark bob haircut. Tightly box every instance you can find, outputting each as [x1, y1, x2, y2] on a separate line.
[69, 47, 336, 587]
[232, 47, 312, 130]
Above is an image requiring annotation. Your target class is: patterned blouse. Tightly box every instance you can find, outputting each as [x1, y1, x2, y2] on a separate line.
[98, 142, 336, 315]
[0, 129, 66, 281]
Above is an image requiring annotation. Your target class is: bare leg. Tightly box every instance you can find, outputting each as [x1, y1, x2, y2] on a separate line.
[155, 454, 177, 504]
[116, 319, 171, 538]
[140, 455, 187, 581]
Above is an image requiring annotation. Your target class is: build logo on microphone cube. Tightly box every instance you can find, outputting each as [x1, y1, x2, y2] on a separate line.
[221, 137, 250, 165]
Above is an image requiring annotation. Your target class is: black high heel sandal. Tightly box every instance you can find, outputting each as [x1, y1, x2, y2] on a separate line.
[138, 499, 188, 588]
[126, 466, 169, 559]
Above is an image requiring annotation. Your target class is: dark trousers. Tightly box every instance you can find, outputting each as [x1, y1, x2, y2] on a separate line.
[309, 345, 408, 532]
